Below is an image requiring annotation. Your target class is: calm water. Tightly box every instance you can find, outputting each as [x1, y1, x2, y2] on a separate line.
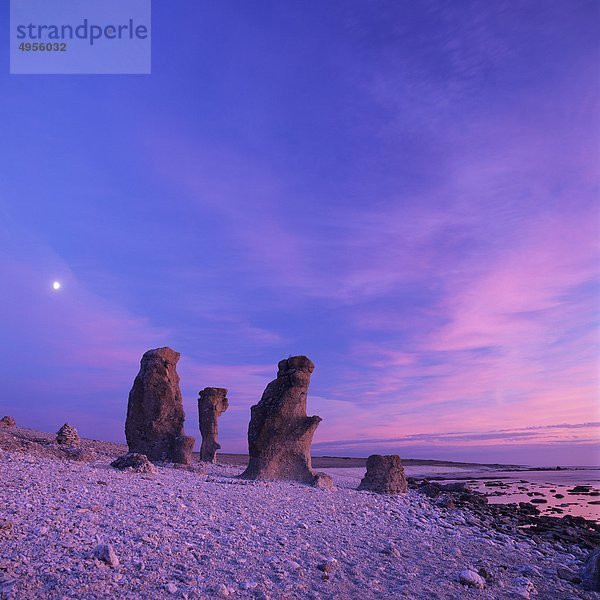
[443, 468, 600, 522]
[323, 466, 600, 522]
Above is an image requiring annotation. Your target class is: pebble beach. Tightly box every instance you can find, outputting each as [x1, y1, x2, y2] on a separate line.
[1, 427, 598, 599]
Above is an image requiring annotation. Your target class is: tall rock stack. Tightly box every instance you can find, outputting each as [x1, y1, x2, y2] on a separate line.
[240, 355, 328, 485]
[125, 347, 194, 465]
[198, 387, 229, 463]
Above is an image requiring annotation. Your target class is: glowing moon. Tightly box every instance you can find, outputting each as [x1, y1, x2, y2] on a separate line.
[52, 281, 61, 290]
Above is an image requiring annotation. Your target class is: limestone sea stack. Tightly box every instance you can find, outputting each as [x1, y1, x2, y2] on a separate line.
[125, 347, 194, 465]
[198, 387, 229, 463]
[358, 454, 408, 494]
[240, 355, 328, 485]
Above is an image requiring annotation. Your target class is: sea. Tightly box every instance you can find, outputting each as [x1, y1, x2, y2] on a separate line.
[434, 467, 600, 522]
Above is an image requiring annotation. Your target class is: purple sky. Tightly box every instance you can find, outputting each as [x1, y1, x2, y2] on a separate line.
[1, 1, 599, 466]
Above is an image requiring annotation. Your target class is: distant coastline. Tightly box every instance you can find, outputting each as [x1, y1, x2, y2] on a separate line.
[214, 452, 599, 471]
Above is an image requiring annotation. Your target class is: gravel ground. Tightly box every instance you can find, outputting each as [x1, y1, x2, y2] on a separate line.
[0, 429, 597, 599]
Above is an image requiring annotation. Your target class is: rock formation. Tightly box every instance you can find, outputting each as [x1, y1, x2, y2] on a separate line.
[198, 387, 229, 462]
[125, 347, 194, 464]
[111, 452, 157, 474]
[358, 455, 407, 494]
[0, 416, 16, 427]
[240, 355, 325, 485]
[458, 569, 485, 590]
[56, 423, 80, 446]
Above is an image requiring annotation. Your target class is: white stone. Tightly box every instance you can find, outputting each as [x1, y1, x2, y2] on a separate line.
[458, 569, 485, 589]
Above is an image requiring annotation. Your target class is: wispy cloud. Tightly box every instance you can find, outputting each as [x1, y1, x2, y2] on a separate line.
[312, 422, 600, 466]
[313, 422, 600, 449]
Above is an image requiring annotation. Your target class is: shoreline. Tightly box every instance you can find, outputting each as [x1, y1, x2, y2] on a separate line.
[217, 453, 524, 470]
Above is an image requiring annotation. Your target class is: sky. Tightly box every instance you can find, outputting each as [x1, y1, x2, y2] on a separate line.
[1, 1, 599, 466]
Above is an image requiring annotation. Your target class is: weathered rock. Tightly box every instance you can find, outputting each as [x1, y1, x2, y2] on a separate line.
[111, 452, 157, 474]
[56, 423, 80, 446]
[569, 485, 592, 493]
[581, 548, 600, 591]
[93, 543, 119, 567]
[171, 435, 195, 465]
[519, 502, 540, 515]
[418, 481, 442, 497]
[198, 387, 229, 463]
[125, 347, 194, 464]
[313, 471, 334, 490]
[0, 416, 16, 428]
[458, 569, 485, 589]
[358, 455, 407, 494]
[240, 356, 322, 483]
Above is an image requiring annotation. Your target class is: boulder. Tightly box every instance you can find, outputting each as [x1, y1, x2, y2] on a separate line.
[240, 356, 322, 484]
[111, 452, 157, 474]
[358, 455, 407, 494]
[125, 347, 194, 464]
[313, 472, 334, 490]
[581, 548, 600, 591]
[0, 416, 16, 428]
[418, 481, 442, 497]
[56, 423, 80, 446]
[198, 387, 229, 463]
[458, 569, 485, 589]
[519, 502, 540, 515]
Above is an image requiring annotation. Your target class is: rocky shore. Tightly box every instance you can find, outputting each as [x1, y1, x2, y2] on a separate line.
[1, 426, 598, 599]
[410, 478, 600, 550]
